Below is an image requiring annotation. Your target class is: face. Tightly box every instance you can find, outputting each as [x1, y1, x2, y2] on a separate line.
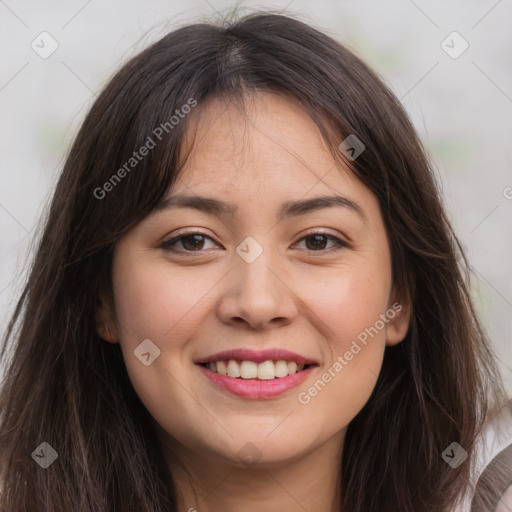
[97, 91, 410, 469]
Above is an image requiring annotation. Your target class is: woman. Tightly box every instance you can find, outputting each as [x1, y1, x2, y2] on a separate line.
[0, 10, 509, 512]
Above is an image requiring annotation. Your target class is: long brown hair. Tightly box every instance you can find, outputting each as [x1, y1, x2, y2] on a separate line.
[0, 9, 507, 511]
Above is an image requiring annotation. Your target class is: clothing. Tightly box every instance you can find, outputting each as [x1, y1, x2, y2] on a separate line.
[455, 401, 512, 512]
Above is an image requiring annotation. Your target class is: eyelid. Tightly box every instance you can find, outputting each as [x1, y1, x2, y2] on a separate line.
[160, 229, 219, 250]
[160, 228, 351, 253]
[293, 228, 351, 252]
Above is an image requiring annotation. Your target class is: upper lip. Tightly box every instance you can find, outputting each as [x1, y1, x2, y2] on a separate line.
[195, 348, 318, 365]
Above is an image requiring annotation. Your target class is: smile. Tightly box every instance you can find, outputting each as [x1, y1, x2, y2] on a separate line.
[198, 359, 311, 380]
[196, 360, 318, 400]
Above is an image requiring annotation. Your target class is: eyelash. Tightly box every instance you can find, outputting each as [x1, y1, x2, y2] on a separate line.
[160, 230, 350, 255]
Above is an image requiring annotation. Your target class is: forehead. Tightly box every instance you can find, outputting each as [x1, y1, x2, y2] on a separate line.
[175, 92, 352, 192]
[157, 92, 383, 236]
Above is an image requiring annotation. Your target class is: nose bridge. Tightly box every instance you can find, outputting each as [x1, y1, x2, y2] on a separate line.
[237, 241, 279, 291]
[217, 236, 297, 329]
[234, 237, 284, 303]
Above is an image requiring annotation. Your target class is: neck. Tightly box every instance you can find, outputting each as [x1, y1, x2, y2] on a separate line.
[158, 430, 345, 512]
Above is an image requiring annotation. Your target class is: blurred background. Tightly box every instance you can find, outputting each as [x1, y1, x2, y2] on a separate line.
[1, 0, 511, 398]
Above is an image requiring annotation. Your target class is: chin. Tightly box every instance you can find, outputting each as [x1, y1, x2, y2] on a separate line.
[205, 435, 313, 469]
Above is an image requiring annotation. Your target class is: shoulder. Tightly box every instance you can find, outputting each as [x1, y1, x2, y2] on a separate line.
[469, 401, 512, 512]
[492, 484, 512, 512]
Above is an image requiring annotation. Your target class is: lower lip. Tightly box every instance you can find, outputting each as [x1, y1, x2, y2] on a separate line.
[196, 364, 316, 399]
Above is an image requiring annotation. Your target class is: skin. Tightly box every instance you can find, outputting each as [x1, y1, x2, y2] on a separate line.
[96, 91, 411, 512]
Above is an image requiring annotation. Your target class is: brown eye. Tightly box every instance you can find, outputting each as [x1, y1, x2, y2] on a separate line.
[160, 230, 350, 255]
[304, 234, 330, 250]
[295, 232, 349, 253]
[160, 233, 218, 252]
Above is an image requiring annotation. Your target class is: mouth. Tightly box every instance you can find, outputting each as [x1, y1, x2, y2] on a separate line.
[194, 349, 319, 399]
[196, 359, 316, 380]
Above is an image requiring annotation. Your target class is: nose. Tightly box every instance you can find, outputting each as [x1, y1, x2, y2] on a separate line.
[216, 249, 298, 331]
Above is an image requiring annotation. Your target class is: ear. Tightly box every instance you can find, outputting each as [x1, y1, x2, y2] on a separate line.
[95, 289, 119, 343]
[385, 285, 412, 347]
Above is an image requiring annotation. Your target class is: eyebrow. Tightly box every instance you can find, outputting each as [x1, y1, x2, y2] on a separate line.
[155, 193, 368, 224]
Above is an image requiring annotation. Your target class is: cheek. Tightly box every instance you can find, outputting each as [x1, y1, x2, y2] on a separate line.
[112, 253, 217, 344]
[304, 260, 391, 355]
[110, 254, 214, 429]
[293, 258, 391, 426]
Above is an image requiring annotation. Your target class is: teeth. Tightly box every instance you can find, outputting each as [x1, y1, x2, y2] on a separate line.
[216, 360, 228, 375]
[275, 360, 289, 377]
[227, 359, 240, 378]
[205, 359, 308, 380]
[240, 361, 258, 379]
[257, 360, 275, 380]
[287, 361, 297, 375]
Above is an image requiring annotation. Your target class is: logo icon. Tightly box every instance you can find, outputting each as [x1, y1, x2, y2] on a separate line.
[32, 442, 58, 469]
[134, 339, 161, 366]
[237, 442, 262, 467]
[338, 134, 365, 161]
[442, 442, 468, 468]
[236, 236, 263, 264]
[31, 32, 59, 59]
[441, 32, 469, 59]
